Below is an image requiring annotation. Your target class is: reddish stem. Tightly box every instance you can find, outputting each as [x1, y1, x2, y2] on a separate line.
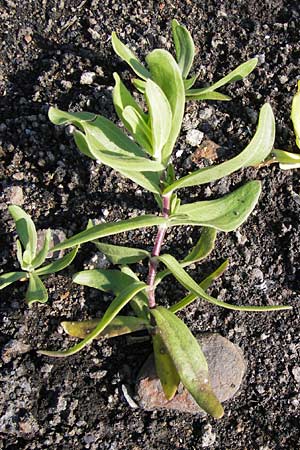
[147, 194, 170, 309]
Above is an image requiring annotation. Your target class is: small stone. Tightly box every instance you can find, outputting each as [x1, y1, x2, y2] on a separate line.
[186, 129, 204, 146]
[61, 80, 73, 90]
[292, 366, 300, 383]
[191, 139, 221, 165]
[279, 75, 288, 84]
[202, 424, 216, 447]
[80, 71, 96, 85]
[235, 230, 248, 245]
[198, 106, 214, 120]
[5, 186, 24, 205]
[137, 333, 246, 414]
[36, 229, 67, 259]
[2, 339, 31, 363]
[12, 172, 24, 181]
[24, 34, 32, 44]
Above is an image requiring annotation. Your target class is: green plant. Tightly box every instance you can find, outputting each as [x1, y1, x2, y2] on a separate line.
[2, 20, 292, 419]
[271, 80, 300, 168]
[0, 206, 78, 304]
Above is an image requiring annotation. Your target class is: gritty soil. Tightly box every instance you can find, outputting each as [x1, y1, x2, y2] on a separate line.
[0, 0, 300, 449]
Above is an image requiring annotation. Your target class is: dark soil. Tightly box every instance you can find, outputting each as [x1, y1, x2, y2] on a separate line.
[1, 0, 300, 449]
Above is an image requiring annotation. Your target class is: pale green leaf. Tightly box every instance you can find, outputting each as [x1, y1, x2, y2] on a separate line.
[164, 103, 275, 193]
[111, 32, 150, 80]
[8, 205, 37, 265]
[73, 268, 138, 295]
[187, 58, 258, 98]
[48, 107, 96, 127]
[26, 273, 48, 305]
[184, 73, 199, 90]
[51, 215, 168, 252]
[16, 239, 24, 267]
[73, 129, 96, 159]
[182, 228, 217, 264]
[32, 229, 51, 269]
[122, 106, 153, 154]
[35, 246, 78, 276]
[0, 271, 27, 290]
[151, 306, 224, 419]
[186, 91, 231, 101]
[113, 72, 146, 122]
[146, 49, 185, 165]
[120, 266, 149, 320]
[94, 241, 150, 264]
[62, 315, 150, 339]
[159, 253, 292, 311]
[171, 19, 195, 79]
[145, 79, 172, 161]
[132, 78, 146, 93]
[153, 333, 180, 400]
[272, 149, 300, 170]
[171, 181, 261, 232]
[291, 80, 300, 149]
[38, 281, 146, 357]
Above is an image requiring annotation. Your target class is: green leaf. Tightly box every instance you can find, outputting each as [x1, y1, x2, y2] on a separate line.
[158, 253, 292, 312]
[146, 49, 185, 165]
[25, 273, 48, 305]
[186, 58, 258, 98]
[186, 91, 231, 101]
[154, 227, 217, 287]
[182, 228, 217, 265]
[51, 215, 168, 252]
[113, 72, 147, 122]
[171, 19, 195, 79]
[73, 268, 138, 295]
[120, 266, 149, 320]
[94, 241, 150, 265]
[164, 103, 275, 193]
[8, 205, 37, 265]
[32, 229, 51, 269]
[145, 79, 172, 161]
[291, 80, 300, 149]
[170, 260, 229, 313]
[272, 149, 300, 170]
[151, 306, 224, 419]
[132, 78, 146, 93]
[111, 32, 150, 80]
[35, 246, 78, 276]
[171, 181, 261, 232]
[38, 281, 147, 357]
[122, 106, 153, 154]
[16, 239, 24, 267]
[73, 129, 96, 159]
[62, 315, 150, 339]
[0, 271, 27, 290]
[48, 107, 96, 127]
[152, 333, 180, 400]
[184, 73, 199, 90]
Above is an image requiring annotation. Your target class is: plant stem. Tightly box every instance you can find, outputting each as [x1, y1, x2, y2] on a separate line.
[147, 194, 171, 309]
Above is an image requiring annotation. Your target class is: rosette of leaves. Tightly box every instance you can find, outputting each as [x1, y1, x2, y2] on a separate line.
[39, 20, 292, 419]
[271, 80, 300, 169]
[0, 206, 78, 305]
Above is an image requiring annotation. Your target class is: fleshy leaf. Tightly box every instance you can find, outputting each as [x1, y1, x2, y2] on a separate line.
[132, 78, 146, 93]
[122, 106, 153, 154]
[111, 32, 150, 80]
[171, 19, 195, 79]
[38, 281, 147, 357]
[0, 271, 27, 290]
[32, 229, 51, 269]
[159, 254, 292, 312]
[184, 73, 199, 90]
[51, 215, 168, 252]
[186, 91, 231, 101]
[170, 260, 229, 313]
[73, 268, 138, 295]
[146, 49, 185, 165]
[291, 80, 300, 148]
[152, 333, 180, 400]
[48, 107, 96, 126]
[164, 103, 274, 193]
[151, 306, 224, 419]
[8, 205, 37, 265]
[186, 58, 258, 99]
[171, 181, 261, 232]
[182, 228, 217, 264]
[145, 79, 172, 161]
[94, 241, 150, 265]
[272, 149, 300, 170]
[120, 266, 149, 320]
[25, 273, 48, 305]
[62, 315, 150, 339]
[35, 246, 78, 276]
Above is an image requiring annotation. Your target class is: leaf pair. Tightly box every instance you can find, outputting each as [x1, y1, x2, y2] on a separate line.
[0, 206, 78, 305]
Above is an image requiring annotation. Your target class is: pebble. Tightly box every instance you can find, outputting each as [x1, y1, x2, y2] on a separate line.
[36, 229, 67, 259]
[202, 424, 216, 447]
[4, 185, 24, 205]
[2, 339, 31, 364]
[186, 129, 204, 146]
[292, 366, 300, 383]
[137, 333, 246, 414]
[80, 72, 96, 85]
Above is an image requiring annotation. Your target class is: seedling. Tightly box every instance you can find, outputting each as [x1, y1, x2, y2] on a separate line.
[0, 206, 78, 304]
[3, 20, 292, 418]
[271, 81, 300, 169]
